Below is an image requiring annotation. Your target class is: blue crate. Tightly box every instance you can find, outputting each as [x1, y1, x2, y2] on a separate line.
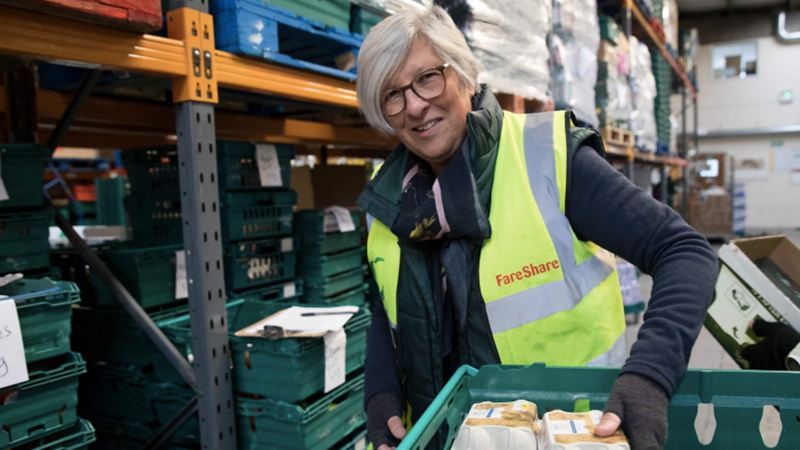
[212, 0, 362, 80]
[656, 142, 671, 155]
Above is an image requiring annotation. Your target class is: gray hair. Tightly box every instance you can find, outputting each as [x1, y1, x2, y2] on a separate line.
[356, 5, 480, 134]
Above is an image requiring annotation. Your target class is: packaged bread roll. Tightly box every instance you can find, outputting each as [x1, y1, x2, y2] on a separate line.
[451, 400, 540, 450]
[540, 410, 629, 450]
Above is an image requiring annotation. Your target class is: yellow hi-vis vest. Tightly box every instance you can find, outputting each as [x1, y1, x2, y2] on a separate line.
[367, 111, 627, 367]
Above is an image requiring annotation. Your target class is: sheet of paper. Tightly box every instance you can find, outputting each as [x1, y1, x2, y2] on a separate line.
[234, 305, 359, 338]
[325, 206, 356, 233]
[256, 144, 283, 187]
[175, 250, 188, 300]
[281, 237, 293, 252]
[0, 296, 29, 389]
[0, 155, 9, 202]
[283, 281, 296, 299]
[0, 274, 22, 288]
[324, 328, 347, 393]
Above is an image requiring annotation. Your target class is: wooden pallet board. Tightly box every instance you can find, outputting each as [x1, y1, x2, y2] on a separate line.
[601, 126, 635, 148]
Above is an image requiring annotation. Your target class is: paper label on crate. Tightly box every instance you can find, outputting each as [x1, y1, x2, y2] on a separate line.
[323, 328, 347, 393]
[175, 250, 188, 300]
[0, 296, 29, 389]
[0, 155, 9, 202]
[280, 237, 293, 253]
[325, 206, 355, 233]
[283, 282, 296, 299]
[354, 437, 366, 450]
[256, 144, 283, 187]
[550, 420, 589, 435]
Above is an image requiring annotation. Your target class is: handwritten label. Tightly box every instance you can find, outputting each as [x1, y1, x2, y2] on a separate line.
[0, 154, 9, 202]
[325, 206, 356, 233]
[0, 296, 29, 389]
[323, 328, 347, 393]
[256, 144, 283, 187]
[175, 250, 188, 300]
[281, 237, 293, 253]
[283, 282, 296, 299]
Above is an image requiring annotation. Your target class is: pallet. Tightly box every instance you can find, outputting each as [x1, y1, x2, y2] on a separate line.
[600, 126, 635, 148]
[213, 0, 363, 80]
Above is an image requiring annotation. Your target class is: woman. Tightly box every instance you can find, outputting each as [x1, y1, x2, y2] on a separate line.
[355, 6, 717, 450]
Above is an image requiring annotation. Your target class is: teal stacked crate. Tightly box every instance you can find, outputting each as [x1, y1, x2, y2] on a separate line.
[218, 141, 294, 191]
[0, 144, 50, 273]
[0, 278, 95, 448]
[295, 209, 368, 306]
[78, 362, 198, 449]
[156, 296, 368, 449]
[122, 146, 182, 243]
[94, 177, 127, 226]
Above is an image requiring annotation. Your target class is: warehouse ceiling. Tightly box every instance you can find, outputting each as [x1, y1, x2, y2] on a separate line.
[677, 0, 790, 13]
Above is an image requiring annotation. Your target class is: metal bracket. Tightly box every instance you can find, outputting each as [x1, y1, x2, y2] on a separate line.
[167, 8, 218, 104]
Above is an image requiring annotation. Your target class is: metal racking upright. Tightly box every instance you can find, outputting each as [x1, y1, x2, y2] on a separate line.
[0, 2, 389, 449]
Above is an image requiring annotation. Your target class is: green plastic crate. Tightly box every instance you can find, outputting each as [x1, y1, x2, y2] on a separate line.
[236, 373, 366, 450]
[294, 209, 363, 255]
[159, 298, 370, 403]
[95, 177, 127, 226]
[89, 242, 183, 309]
[12, 418, 96, 450]
[301, 283, 368, 307]
[299, 247, 364, 279]
[0, 277, 81, 364]
[91, 417, 198, 450]
[126, 196, 182, 243]
[303, 266, 366, 303]
[221, 190, 296, 242]
[349, 3, 383, 36]
[225, 237, 296, 291]
[215, 0, 352, 32]
[0, 352, 86, 448]
[71, 303, 188, 369]
[217, 141, 295, 191]
[236, 279, 304, 302]
[0, 210, 51, 273]
[399, 364, 800, 450]
[333, 426, 367, 450]
[0, 144, 47, 210]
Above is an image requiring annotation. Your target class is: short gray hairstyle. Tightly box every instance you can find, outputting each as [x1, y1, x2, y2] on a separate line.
[356, 5, 480, 134]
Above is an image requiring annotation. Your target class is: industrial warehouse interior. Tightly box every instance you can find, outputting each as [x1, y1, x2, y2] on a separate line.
[0, 0, 798, 449]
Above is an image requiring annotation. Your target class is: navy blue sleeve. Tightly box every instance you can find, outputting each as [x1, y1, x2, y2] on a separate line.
[566, 146, 718, 396]
[364, 278, 403, 408]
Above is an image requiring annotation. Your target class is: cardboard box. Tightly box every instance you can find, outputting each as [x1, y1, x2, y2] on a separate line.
[291, 165, 369, 210]
[705, 235, 800, 367]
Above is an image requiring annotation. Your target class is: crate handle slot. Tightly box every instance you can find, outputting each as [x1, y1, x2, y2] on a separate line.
[244, 350, 252, 370]
[694, 403, 716, 445]
[759, 405, 782, 448]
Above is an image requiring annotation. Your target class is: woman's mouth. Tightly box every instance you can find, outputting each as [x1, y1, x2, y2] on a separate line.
[412, 118, 442, 135]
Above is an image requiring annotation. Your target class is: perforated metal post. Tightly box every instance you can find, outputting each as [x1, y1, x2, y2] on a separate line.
[168, 1, 236, 449]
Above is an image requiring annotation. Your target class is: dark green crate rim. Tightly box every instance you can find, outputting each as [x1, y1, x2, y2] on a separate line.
[18, 418, 96, 450]
[16, 352, 87, 390]
[3, 277, 81, 308]
[399, 364, 800, 450]
[221, 189, 297, 207]
[234, 279, 305, 301]
[224, 236, 294, 258]
[236, 372, 365, 423]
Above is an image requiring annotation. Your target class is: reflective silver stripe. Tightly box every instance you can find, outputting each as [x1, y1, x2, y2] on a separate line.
[366, 213, 374, 231]
[587, 333, 627, 368]
[485, 112, 614, 334]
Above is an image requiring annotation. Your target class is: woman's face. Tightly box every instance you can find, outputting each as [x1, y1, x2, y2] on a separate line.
[383, 38, 472, 174]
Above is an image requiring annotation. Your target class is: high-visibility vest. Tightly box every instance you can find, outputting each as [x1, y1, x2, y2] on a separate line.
[367, 111, 627, 367]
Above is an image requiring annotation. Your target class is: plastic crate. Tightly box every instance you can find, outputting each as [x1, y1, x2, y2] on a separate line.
[71, 303, 188, 370]
[349, 3, 383, 36]
[302, 266, 366, 303]
[299, 247, 364, 280]
[89, 242, 184, 309]
[301, 283, 368, 307]
[236, 279, 304, 303]
[332, 426, 367, 450]
[294, 209, 364, 255]
[0, 210, 51, 273]
[158, 298, 370, 403]
[0, 277, 81, 364]
[0, 144, 47, 210]
[0, 352, 86, 448]
[236, 373, 366, 450]
[91, 416, 198, 450]
[217, 141, 295, 191]
[221, 190, 296, 242]
[212, 0, 362, 80]
[11, 418, 96, 450]
[225, 237, 297, 291]
[215, 0, 351, 32]
[399, 364, 800, 450]
[95, 177, 127, 226]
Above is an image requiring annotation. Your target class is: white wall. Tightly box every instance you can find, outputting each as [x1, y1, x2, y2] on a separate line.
[693, 35, 800, 230]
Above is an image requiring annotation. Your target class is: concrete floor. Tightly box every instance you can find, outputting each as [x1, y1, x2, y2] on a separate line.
[622, 229, 800, 447]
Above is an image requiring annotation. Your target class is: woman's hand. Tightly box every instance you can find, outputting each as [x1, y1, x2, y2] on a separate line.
[367, 392, 407, 450]
[595, 373, 669, 449]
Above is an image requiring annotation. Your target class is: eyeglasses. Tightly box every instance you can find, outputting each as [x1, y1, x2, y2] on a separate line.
[381, 63, 450, 118]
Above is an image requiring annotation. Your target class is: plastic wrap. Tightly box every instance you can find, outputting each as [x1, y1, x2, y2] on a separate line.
[629, 36, 657, 152]
[662, 0, 679, 50]
[550, 0, 600, 126]
[465, 0, 551, 101]
[596, 32, 632, 128]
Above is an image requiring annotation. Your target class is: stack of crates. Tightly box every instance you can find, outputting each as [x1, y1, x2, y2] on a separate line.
[217, 141, 298, 300]
[0, 277, 96, 448]
[0, 144, 51, 276]
[294, 208, 368, 307]
[158, 296, 370, 449]
[652, 51, 673, 154]
[122, 146, 182, 243]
